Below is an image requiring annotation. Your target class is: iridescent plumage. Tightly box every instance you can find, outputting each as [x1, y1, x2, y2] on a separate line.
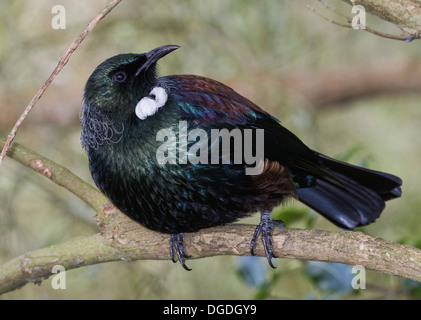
[81, 45, 402, 269]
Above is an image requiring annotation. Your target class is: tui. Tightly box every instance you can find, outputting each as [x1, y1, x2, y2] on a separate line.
[80, 45, 402, 270]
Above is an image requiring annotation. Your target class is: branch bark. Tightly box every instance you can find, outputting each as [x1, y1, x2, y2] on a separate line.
[2, 139, 108, 215]
[0, 138, 420, 295]
[342, 0, 421, 35]
[0, 219, 419, 295]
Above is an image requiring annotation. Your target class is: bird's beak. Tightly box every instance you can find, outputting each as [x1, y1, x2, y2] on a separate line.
[135, 45, 180, 76]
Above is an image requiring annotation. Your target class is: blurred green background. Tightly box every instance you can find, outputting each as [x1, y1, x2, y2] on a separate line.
[0, 0, 420, 299]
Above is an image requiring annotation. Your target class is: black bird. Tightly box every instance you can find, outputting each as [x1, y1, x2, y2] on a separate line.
[81, 45, 402, 270]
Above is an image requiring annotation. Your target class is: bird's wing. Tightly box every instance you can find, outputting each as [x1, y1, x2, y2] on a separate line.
[160, 75, 275, 125]
[159, 74, 320, 169]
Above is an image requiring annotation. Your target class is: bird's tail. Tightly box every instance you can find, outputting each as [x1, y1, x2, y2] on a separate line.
[294, 152, 402, 229]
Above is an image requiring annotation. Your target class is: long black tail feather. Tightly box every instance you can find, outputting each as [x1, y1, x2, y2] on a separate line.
[294, 152, 402, 229]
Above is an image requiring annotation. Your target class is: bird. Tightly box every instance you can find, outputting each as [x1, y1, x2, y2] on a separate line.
[80, 45, 402, 270]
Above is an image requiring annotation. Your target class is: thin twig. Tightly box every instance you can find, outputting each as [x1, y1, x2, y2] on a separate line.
[0, 0, 122, 167]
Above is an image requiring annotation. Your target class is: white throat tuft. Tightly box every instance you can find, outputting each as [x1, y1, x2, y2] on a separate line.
[135, 87, 168, 120]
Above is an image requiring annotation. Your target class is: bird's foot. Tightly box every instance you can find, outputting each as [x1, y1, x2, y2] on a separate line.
[170, 233, 191, 271]
[250, 211, 285, 268]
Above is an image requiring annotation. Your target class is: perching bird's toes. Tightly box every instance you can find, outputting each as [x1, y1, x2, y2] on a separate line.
[170, 233, 191, 271]
[250, 211, 284, 268]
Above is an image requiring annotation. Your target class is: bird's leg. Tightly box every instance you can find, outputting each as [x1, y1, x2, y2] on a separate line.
[250, 211, 285, 268]
[170, 233, 191, 271]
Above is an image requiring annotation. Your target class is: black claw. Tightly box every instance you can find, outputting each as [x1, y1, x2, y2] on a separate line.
[170, 233, 192, 271]
[250, 224, 261, 256]
[250, 211, 284, 268]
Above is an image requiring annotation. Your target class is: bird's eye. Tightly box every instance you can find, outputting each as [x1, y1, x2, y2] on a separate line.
[112, 71, 127, 83]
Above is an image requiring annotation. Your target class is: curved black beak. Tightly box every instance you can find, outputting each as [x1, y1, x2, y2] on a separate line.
[135, 45, 180, 76]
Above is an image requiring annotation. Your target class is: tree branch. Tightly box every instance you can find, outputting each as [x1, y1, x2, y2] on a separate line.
[0, 138, 420, 295]
[311, 0, 421, 41]
[1, 138, 108, 215]
[342, 0, 421, 35]
[0, 218, 419, 295]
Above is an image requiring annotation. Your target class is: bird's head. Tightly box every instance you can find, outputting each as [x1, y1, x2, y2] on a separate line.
[84, 45, 179, 117]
